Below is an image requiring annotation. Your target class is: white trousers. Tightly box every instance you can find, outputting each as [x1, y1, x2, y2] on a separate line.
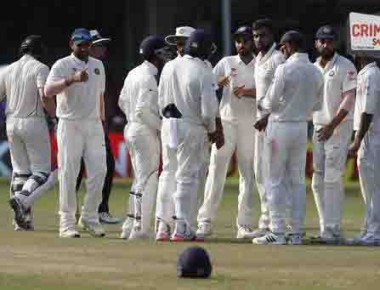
[127, 132, 160, 233]
[156, 119, 209, 228]
[357, 131, 380, 237]
[311, 121, 352, 236]
[197, 119, 255, 228]
[58, 119, 106, 232]
[266, 121, 307, 235]
[174, 121, 208, 226]
[7, 117, 53, 206]
[254, 132, 270, 229]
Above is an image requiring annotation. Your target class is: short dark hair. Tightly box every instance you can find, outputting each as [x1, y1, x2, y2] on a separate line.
[252, 18, 273, 33]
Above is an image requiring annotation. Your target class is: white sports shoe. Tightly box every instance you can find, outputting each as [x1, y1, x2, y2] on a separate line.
[155, 220, 171, 242]
[120, 216, 134, 239]
[350, 233, 380, 246]
[59, 228, 80, 238]
[236, 226, 257, 239]
[252, 232, 287, 245]
[196, 222, 213, 238]
[288, 234, 303, 245]
[78, 217, 106, 237]
[171, 219, 202, 242]
[99, 212, 121, 224]
[250, 228, 269, 239]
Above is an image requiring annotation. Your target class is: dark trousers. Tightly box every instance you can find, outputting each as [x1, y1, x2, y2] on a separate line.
[76, 132, 115, 213]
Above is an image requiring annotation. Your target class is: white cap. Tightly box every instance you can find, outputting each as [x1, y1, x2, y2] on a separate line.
[90, 29, 111, 45]
[165, 26, 195, 45]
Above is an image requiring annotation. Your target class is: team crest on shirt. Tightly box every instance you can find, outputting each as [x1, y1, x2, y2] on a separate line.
[94, 68, 100, 75]
[328, 70, 335, 77]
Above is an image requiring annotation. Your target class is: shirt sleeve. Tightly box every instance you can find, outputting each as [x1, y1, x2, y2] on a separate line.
[201, 70, 219, 132]
[36, 65, 50, 88]
[118, 75, 130, 116]
[363, 72, 379, 115]
[46, 60, 67, 84]
[0, 66, 7, 101]
[99, 62, 106, 95]
[262, 64, 285, 111]
[212, 59, 226, 78]
[342, 61, 357, 93]
[136, 76, 161, 131]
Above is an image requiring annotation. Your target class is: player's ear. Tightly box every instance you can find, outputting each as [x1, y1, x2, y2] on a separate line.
[69, 40, 75, 50]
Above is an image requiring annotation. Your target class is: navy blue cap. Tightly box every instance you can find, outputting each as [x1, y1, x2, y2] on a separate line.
[139, 35, 166, 59]
[177, 246, 212, 278]
[184, 29, 213, 59]
[315, 25, 337, 40]
[233, 26, 253, 41]
[71, 28, 92, 43]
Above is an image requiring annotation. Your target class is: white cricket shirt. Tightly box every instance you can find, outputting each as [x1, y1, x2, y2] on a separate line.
[354, 62, 380, 134]
[255, 43, 285, 119]
[0, 55, 49, 118]
[46, 53, 105, 120]
[119, 61, 160, 137]
[313, 53, 357, 125]
[263, 53, 324, 122]
[158, 55, 218, 132]
[213, 55, 256, 123]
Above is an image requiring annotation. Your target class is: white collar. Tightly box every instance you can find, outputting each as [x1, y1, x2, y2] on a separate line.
[287, 52, 309, 63]
[70, 53, 90, 65]
[235, 54, 255, 66]
[316, 52, 339, 72]
[256, 43, 277, 64]
[360, 62, 378, 75]
[142, 60, 158, 75]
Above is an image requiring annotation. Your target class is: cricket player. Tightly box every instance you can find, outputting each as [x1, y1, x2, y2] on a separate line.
[45, 28, 107, 238]
[311, 25, 357, 243]
[348, 55, 380, 245]
[0, 35, 57, 231]
[75, 29, 120, 224]
[155, 26, 196, 241]
[252, 31, 323, 245]
[159, 29, 221, 241]
[252, 18, 285, 238]
[197, 25, 257, 239]
[118, 35, 166, 240]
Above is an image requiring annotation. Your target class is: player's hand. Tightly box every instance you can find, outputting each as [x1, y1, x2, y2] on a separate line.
[71, 69, 89, 83]
[233, 85, 245, 98]
[348, 138, 361, 158]
[217, 76, 230, 88]
[254, 115, 269, 132]
[317, 124, 335, 141]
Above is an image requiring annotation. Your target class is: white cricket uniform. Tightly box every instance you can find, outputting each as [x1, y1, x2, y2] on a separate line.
[254, 43, 285, 229]
[197, 54, 256, 228]
[156, 57, 214, 229]
[159, 55, 218, 226]
[354, 62, 380, 238]
[262, 53, 323, 235]
[46, 54, 106, 232]
[312, 53, 357, 237]
[0, 55, 54, 207]
[118, 60, 161, 234]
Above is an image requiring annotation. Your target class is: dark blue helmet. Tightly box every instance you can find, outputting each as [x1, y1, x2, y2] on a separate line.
[233, 25, 253, 42]
[177, 246, 212, 278]
[184, 29, 213, 60]
[139, 35, 166, 60]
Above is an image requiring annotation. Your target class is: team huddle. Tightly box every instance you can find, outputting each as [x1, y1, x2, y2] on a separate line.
[0, 18, 379, 246]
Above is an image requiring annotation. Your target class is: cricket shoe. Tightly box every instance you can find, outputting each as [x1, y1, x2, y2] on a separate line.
[99, 212, 121, 224]
[196, 222, 213, 239]
[248, 227, 269, 239]
[59, 228, 81, 238]
[252, 232, 287, 245]
[9, 196, 27, 229]
[120, 216, 134, 239]
[288, 233, 303, 245]
[171, 220, 203, 242]
[236, 225, 257, 239]
[78, 217, 106, 237]
[155, 220, 171, 242]
[347, 233, 380, 246]
[128, 221, 153, 241]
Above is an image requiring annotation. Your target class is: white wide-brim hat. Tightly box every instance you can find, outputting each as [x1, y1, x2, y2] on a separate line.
[165, 26, 196, 45]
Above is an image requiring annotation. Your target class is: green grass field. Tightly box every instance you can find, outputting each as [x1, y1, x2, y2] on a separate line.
[0, 178, 379, 290]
